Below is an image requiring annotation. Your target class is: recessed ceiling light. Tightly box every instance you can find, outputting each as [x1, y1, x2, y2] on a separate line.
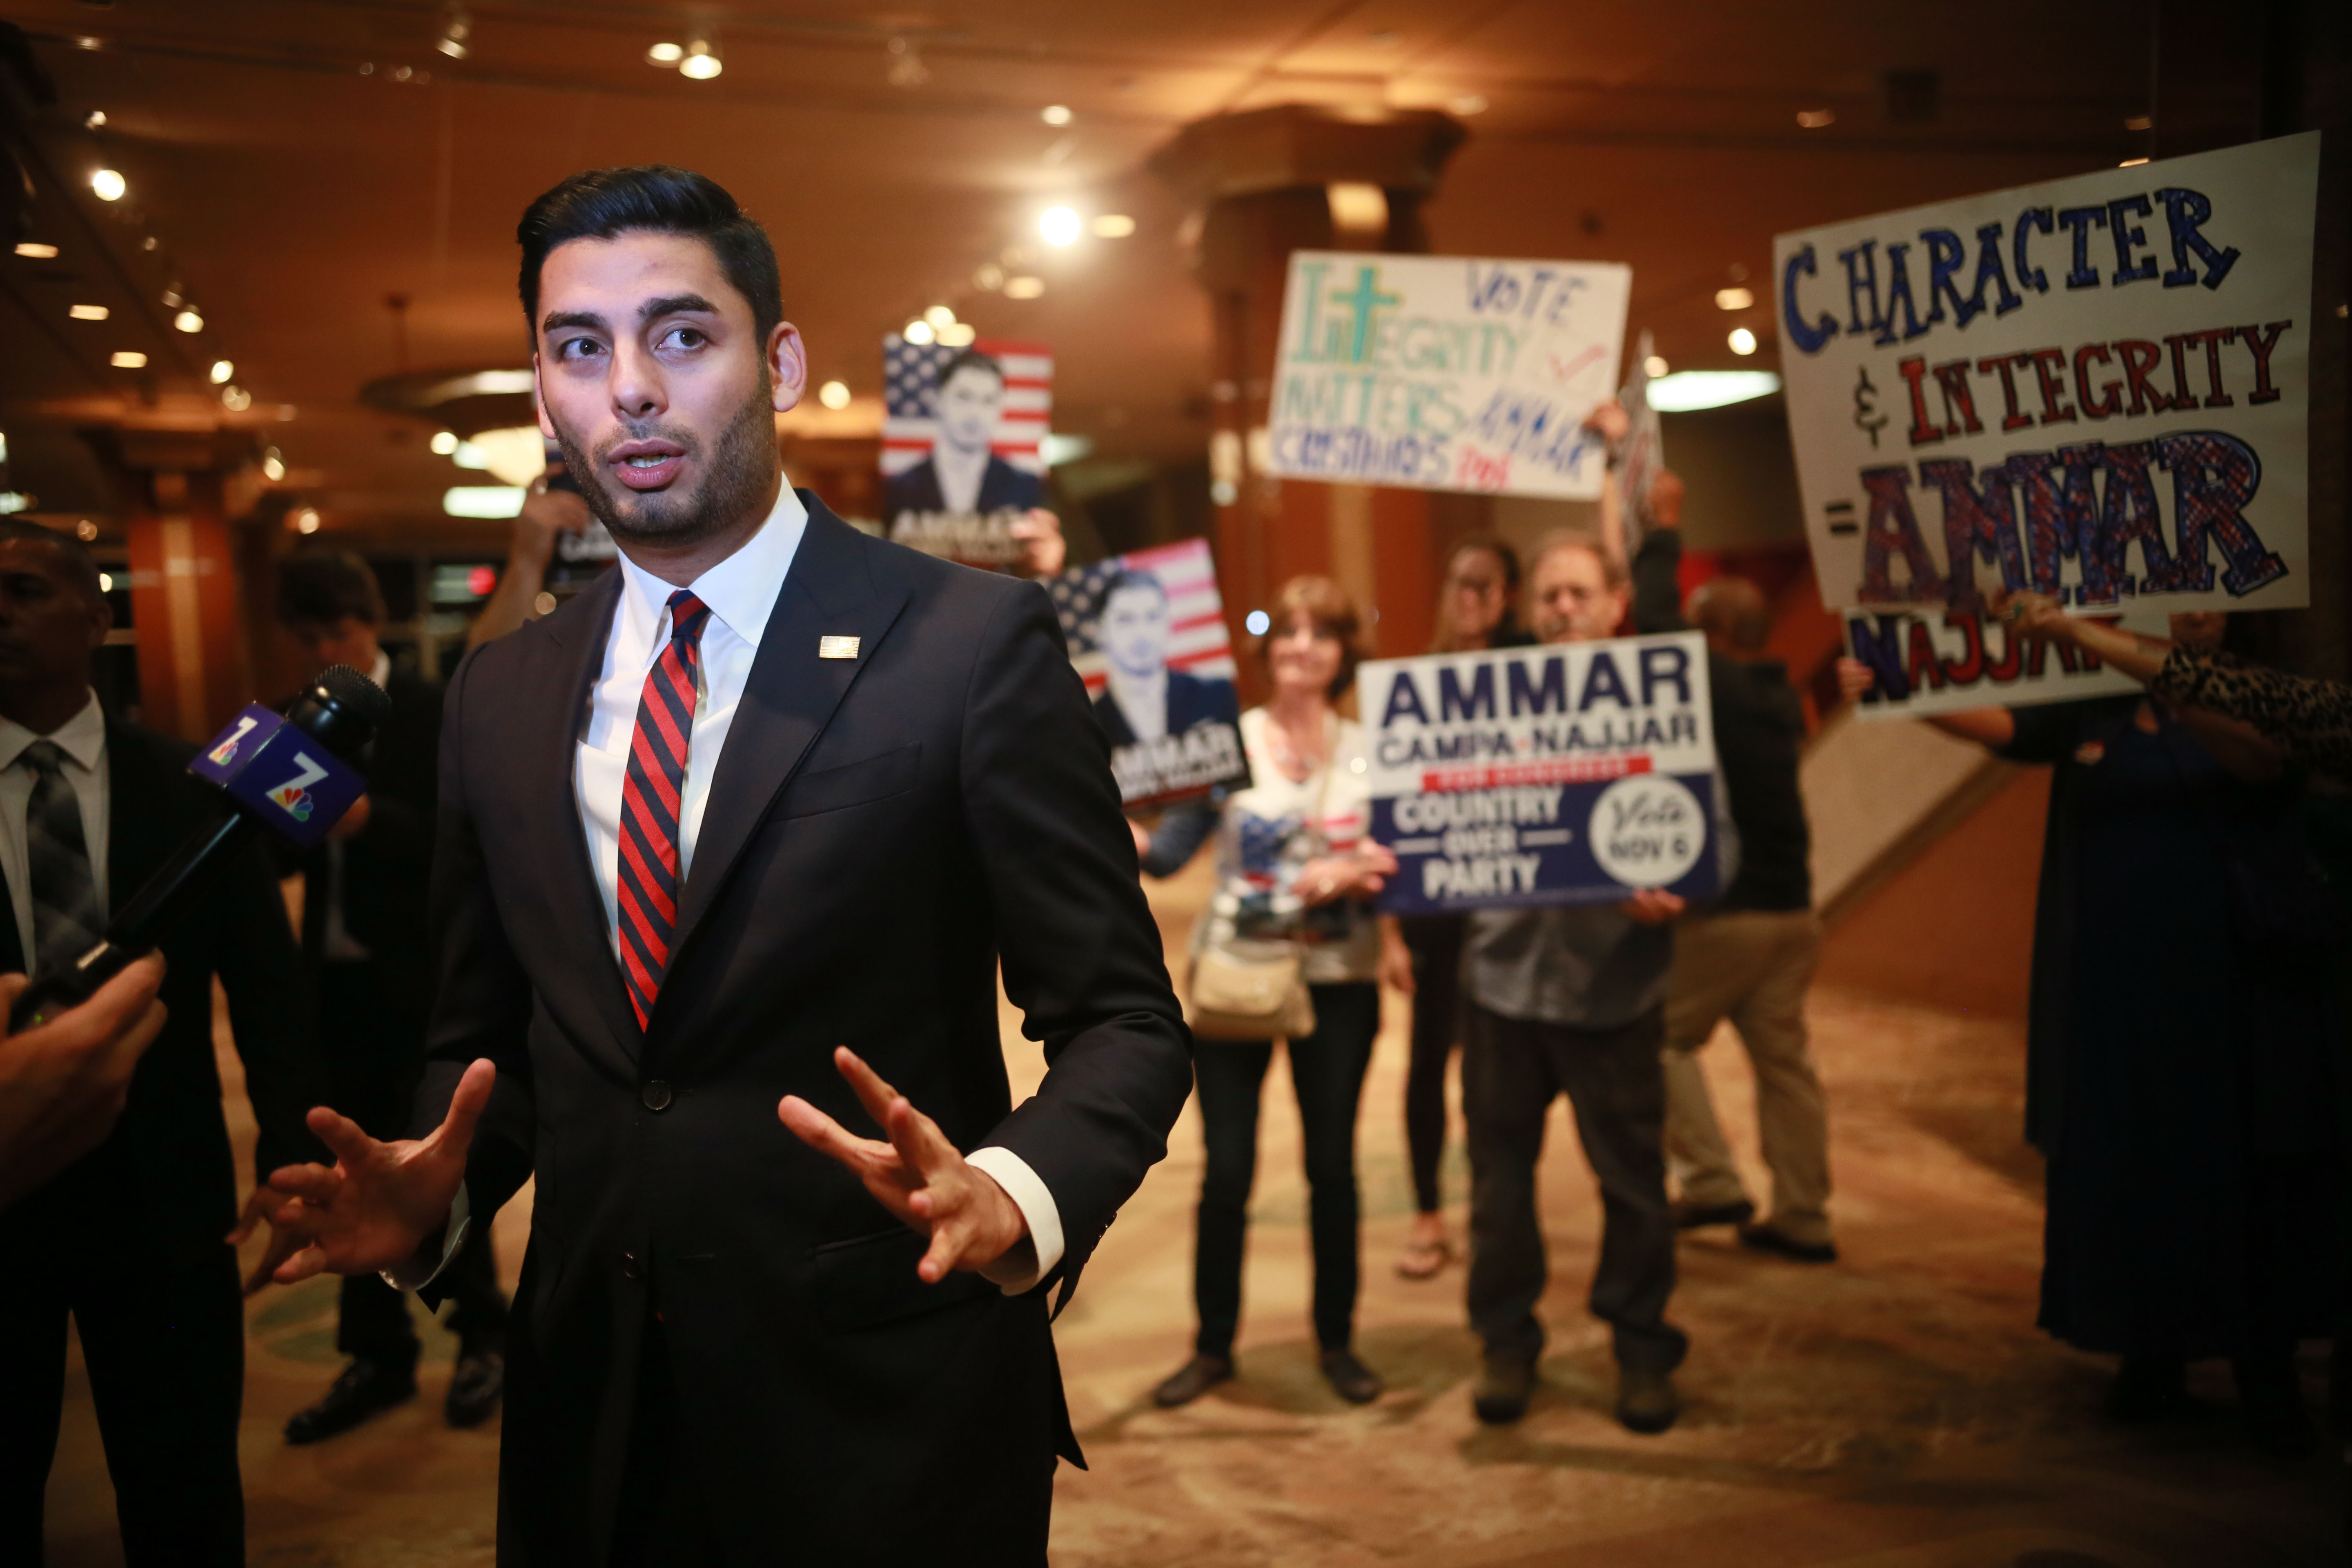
[1039, 206, 1081, 247]
[1728, 327, 1758, 355]
[69, 304, 107, 321]
[818, 380, 851, 410]
[294, 508, 322, 534]
[1041, 104, 1072, 126]
[173, 309, 204, 333]
[89, 168, 125, 202]
[679, 37, 722, 79]
[209, 359, 233, 384]
[1715, 287, 1754, 311]
[1647, 370, 1781, 411]
[84, 110, 107, 129]
[935, 322, 976, 347]
[262, 452, 287, 481]
[13, 242, 57, 259]
[1796, 108, 1835, 129]
[923, 304, 956, 329]
[430, 430, 459, 454]
[79, 521, 99, 542]
[902, 318, 935, 345]
[647, 40, 683, 64]
[220, 385, 252, 411]
[109, 351, 146, 368]
[1091, 214, 1135, 238]
[436, 11, 471, 59]
[1003, 276, 1045, 300]
[72, 36, 101, 51]
[1643, 354, 1669, 378]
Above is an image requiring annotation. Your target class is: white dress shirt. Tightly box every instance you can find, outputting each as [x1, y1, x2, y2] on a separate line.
[399, 481, 1062, 1295]
[0, 692, 109, 964]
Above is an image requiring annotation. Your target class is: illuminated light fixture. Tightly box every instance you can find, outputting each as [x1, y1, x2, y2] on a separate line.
[430, 429, 460, 454]
[1727, 327, 1758, 355]
[1039, 206, 1081, 247]
[0, 431, 7, 463]
[1796, 108, 1835, 129]
[462, 426, 553, 486]
[935, 322, 976, 347]
[902, 318, 935, 345]
[14, 242, 57, 258]
[98, 571, 113, 591]
[68, 304, 107, 321]
[451, 441, 491, 470]
[1091, 214, 1135, 238]
[219, 385, 252, 411]
[1326, 182, 1388, 235]
[84, 110, 107, 129]
[1450, 92, 1488, 116]
[294, 508, 322, 535]
[2119, 156, 2149, 167]
[646, 40, 683, 64]
[173, 308, 204, 333]
[76, 519, 99, 541]
[140, 236, 158, 251]
[109, 351, 146, 368]
[2124, 114, 2152, 131]
[818, 380, 851, 410]
[436, 9, 472, 59]
[1041, 433, 1093, 466]
[923, 304, 956, 330]
[209, 359, 233, 384]
[973, 263, 1004, 290]
[1715, 286, 1755, 311]
[160, 287, 182, 308]
[262, 452, 287, 482]
[1245, 610, 1270, 636]
[1648, 369, 1780, 412]
[1002, 276, 1045, 300]
[0, 493, 31, 515]
[679, 35, 722, 79]
[444, 486, 526, 519]
[89, 168, 126, 202]
[73, 36, 100, 51]
[1041, 104, 1073, 126]
[1643, 354, 1669, 378]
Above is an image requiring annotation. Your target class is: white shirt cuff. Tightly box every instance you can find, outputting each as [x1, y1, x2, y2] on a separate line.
[964, 1145, 1063, 1295]
[381, 1185, 471, 1293]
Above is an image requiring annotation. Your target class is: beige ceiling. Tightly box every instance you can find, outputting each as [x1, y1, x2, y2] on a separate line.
[0, 0, 2148, 541]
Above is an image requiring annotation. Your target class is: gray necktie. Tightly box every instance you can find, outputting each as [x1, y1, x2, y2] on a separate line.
[22, 740, 102, 974]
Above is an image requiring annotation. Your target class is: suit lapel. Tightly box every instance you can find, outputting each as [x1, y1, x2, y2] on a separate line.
[670, 499, 910, 955]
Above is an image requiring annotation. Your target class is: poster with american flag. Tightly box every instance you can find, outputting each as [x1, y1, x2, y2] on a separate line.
[1048, 537, 1252, 808]
[881, 334, 1052, 569]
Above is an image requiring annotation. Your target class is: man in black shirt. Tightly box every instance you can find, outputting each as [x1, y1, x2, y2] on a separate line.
[1630, 476, 1835, 1264]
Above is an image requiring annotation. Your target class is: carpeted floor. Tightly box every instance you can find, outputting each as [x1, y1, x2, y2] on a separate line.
[39, 856, 2342, 1565]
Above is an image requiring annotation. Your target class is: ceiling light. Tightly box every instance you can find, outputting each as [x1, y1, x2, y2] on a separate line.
[1715, 287, 1754, 311]
[261, 451, 287, 481]
[0, 493, 31, 515]
[1245, 610, 1270, 635]
[923, 304, 956, 329]
[935, 322, 976, 347]
[436, 10, 471, 59]
[1727, 327, 1758, 356]
[1039, 206, 1081, 247]
[109, 351, 146, 368]
[679, 37, 722, 79]
[818, 380, 851, 410]
[973, 262, 1004, 290]
[1643, 354, 1669, 378]
[294, 508, 321, 535]
[140, 236, 157, 251]
[1647, 370, 1782, 411]
[84, 110, 107, 129]
[1796, 108, 1835, 129]
[72, 36, 100, 52]
[452, 441, 491, 470]
[1091, 214, 1135, 238]
[209, 359, 233, 384]
[98, 572, 113, 591]
[89, 169, 125, 202]
[1041, 104, 1073, 126]
[76, 520, 99, 542]
[14, 242, 57, 258]
[647, 41, 683, 64]
[220, 385, 252, 411]
[161, 287, 182, 308]
[463, 426, 553, 485]
[1449, 93, 1488, 116]
[69, 304, 107, 321]
[430, 430, 459, 454]
[902, 318, 935, 345]
[2119, 156, 2149, 167]
[444, 486, 526, 519]
[1003, 276, 1045, 300]
[174, 309, 204, 333]
[2124, 114, 2152, 131]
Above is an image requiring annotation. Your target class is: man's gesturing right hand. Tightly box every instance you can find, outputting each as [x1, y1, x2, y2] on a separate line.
[256, 1058, 497, 1285]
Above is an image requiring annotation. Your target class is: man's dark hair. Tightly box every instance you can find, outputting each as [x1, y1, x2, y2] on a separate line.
[935, 347, 1004, 391]
[277, 549, 386, 630]
[517, 166, 783, 343]
[0, 519, 103, 608]
[1102, 568, 1166, 605]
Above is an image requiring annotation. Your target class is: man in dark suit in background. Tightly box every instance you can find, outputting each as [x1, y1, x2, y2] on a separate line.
[273, 551, 508, 1443]
[257, 166, 1192, 1564]
[0, 519, 318, 1566]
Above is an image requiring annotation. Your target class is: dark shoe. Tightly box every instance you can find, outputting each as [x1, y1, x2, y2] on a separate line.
[2236, 1355, 2316, 1459]
[445, 1344, 506, 1429]
[1616, 1365, 1680, 1434]
[1319, 1347, 1383, 1404]
[1670, 1197, 1755, 1230]
[285, 1356, 417, 1446]
[1472, 1356, 1536, 1425]
[1737, 1223, 1838, 1263]
[2103, 1356, 2192, 1423]
[1152, 1354, 1233, 1408]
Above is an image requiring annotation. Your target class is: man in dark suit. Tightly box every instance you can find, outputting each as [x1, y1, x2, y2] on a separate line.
[272, 551, 509, 1443]
[883, 347, 1044, 522]
[258, 166, 1192, 1564]
[0, 519, 319, 1566]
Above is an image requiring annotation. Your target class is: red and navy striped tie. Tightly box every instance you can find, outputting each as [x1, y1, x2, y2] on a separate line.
[616, 589, 712, 1031]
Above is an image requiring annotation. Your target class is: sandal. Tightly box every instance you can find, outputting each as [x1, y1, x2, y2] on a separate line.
[1395, 1235, 1452, 1280]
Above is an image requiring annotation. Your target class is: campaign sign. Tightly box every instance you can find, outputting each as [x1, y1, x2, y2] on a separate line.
[1266, 250, 1631, 500]
[1775, 132, 2319, 615]
[1048, 538, 1251, 808]
[1362, 634, 1720, 913]
[1843, 608, 2155, 720]
[187, 704, 366, 850]
[881, 334, 1052, 570]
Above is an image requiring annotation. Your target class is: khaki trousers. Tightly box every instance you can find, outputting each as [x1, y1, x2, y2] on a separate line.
[1662, 909, 1833, 1246]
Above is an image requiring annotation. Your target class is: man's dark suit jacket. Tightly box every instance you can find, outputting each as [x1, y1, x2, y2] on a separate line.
[1090, 668, 1240, 751]
[0, 717, 319, 1269]
[415, 497, 1193, 1562]
[294, 664, 441, 989]
[883, 452, 1042, 518]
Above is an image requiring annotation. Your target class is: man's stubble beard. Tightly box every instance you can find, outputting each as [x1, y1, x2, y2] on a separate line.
[550, 379, 778, 549]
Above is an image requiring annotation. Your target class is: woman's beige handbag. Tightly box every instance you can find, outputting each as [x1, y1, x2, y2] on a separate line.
[1187, 939, 1316, 1042]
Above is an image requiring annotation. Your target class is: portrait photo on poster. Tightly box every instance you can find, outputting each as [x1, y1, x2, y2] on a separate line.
[1775, 133, 2319, 619]
[882, 334, 1052, 569]
[1360, 633, 1722, 912]
[1048, 537, 1252, 808]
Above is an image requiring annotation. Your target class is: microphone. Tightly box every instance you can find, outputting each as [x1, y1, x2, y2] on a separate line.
[9, 665, 390, 1030]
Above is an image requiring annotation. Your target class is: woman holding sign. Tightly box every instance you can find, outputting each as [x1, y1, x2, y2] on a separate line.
[1145, 576, 1405, 1410]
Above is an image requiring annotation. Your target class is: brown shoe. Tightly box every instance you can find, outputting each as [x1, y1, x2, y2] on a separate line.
[1319, 1348, 1383, 1404]
[1152, 1354, 1233, 1408]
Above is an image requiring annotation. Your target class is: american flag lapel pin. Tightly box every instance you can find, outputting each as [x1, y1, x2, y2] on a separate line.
[818, 635, 860, 660]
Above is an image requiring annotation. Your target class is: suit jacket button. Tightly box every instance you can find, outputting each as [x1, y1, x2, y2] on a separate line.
[641, 1080, 673, 1111]
[622, 1250, 642, 1281]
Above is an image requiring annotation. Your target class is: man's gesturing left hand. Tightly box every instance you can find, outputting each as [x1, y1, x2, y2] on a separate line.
[780, 1047, 1031, 1283]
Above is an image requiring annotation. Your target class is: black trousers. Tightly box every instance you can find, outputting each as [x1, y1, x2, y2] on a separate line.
[1399, 915, 1467, 1215]
[1192, 980, 1380, 1359]
[1463, 1003, 1688, 1373]
[319, 960, 508, 1362]
[0, 1248, 246, 1567]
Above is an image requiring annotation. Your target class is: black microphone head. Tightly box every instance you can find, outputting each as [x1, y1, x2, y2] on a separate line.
[288, 664, 391, 759]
